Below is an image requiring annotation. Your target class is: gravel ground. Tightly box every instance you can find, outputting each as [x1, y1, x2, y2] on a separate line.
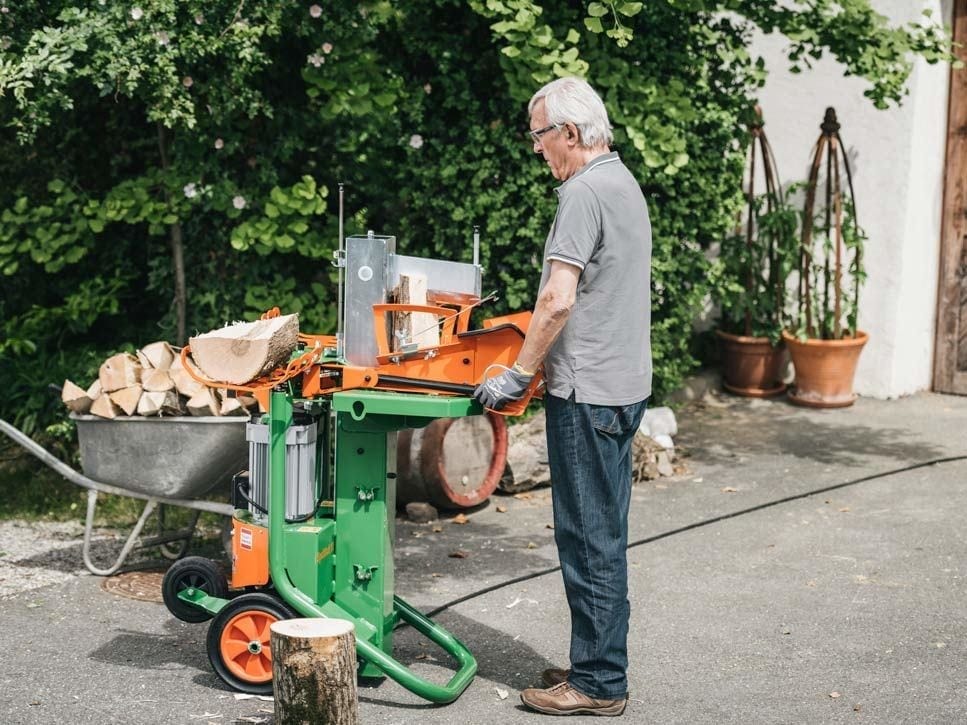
[0, 519, 184, 598]
[0, 520, 97, 597]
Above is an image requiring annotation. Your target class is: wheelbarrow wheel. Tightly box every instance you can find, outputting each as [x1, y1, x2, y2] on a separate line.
[207, 592, 296, 695]
[162, 556, 228, 623]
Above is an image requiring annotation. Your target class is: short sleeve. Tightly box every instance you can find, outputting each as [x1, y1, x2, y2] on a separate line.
[547, 180, 600, 270]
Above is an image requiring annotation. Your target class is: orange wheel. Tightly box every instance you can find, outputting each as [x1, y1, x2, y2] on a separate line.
[206, 592, 295, 694]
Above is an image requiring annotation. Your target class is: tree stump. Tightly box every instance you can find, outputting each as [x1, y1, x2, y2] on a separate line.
[270, 618, 358, 725]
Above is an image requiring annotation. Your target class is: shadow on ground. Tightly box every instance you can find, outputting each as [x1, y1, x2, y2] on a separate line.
[677, 397, 947, 467]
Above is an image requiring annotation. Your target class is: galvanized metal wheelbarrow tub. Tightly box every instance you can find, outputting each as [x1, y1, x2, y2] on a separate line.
[0, 416, 247, 575]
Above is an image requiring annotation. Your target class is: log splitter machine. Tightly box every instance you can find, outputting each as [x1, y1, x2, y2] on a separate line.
[161, 225, 540, 702]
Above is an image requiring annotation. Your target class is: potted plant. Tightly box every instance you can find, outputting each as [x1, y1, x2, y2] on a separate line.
[782, 107, 868, 408]
[714, 111, 799, 397]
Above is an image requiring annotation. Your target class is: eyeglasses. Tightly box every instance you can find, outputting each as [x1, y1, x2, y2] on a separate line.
[527, 123, 562, 143]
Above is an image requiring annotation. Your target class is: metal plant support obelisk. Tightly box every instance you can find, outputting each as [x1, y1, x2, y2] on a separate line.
[716, 108, 791, 398]
[799, 107, 860, 340]
[742, 108, 785, 337]
[783, 106, 868, 409]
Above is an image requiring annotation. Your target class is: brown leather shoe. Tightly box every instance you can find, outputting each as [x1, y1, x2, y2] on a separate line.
[520, 681, 627, 716]
[541, 667, 570, 687]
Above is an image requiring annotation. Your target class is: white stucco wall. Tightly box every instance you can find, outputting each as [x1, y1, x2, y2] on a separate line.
[750, 0, 951, 398]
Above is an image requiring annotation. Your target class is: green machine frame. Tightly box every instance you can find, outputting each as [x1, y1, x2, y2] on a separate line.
[182, 387, 479, 703]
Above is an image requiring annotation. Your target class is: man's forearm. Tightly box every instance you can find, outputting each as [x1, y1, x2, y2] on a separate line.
[516, 290, 571, 373]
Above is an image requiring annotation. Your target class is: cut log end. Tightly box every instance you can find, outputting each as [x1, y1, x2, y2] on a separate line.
[189, 314, 299, 385]
[61, 379, 92, 414]
[270, 617, 358, 725]
[99, 353, 142, 393]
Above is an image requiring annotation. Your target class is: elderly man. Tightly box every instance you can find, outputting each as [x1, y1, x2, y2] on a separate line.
[474, 77, 652, 717]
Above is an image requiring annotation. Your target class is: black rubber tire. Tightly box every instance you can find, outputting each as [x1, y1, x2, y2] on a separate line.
[162, 556, 228, 623]
[206, 592, 296, 695]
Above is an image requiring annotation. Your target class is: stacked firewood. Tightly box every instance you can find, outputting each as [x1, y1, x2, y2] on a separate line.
[60, 314, 299, 419]
[60, 341, 257, 419]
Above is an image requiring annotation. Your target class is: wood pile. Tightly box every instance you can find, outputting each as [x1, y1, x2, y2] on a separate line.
[61, 340, 260, 419]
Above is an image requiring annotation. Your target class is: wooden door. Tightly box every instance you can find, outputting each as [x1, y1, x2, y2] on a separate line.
[934, 0, 967, 393]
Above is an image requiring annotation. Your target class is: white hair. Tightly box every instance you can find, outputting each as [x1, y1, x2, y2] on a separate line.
[528, 77, 613, 149]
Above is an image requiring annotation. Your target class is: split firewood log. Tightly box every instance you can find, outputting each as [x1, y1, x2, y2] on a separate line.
[237, 394, 258, 410]
[109, 385, 143, 416]
[137, 390, 182, 416]
[138, 341, 175, 370]
[99, 353, 142, 393]
[141, 369, 174, 393]
[393, 273, 440, 351]
[186, 389, 220, 416]
[90, 394, 120, 419]
[170, 368, 205, 398]
[188, 313, 299, 385]
[61, 380, 92, 414]
[85, 379, 102, 400]
[220, 397, 248, 417]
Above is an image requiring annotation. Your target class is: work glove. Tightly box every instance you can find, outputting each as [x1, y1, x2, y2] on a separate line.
[473, 364, 534, 411]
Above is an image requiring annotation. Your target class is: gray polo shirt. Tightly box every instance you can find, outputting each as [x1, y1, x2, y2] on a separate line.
[538, 151, 652, 405]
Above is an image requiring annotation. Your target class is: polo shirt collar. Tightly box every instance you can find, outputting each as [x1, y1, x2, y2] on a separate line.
[555, 151, 619, 194]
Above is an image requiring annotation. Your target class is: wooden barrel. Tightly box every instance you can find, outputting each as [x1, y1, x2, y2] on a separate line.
[397, 411, 507, 510]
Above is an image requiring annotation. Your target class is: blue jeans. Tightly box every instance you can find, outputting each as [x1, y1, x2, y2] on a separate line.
[545, 392, 648, 700]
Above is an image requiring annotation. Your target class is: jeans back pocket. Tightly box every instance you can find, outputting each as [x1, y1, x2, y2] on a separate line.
[590, 405, 623, 435]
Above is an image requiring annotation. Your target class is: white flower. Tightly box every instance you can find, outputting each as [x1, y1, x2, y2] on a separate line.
[232, 195, 247, 210]
[194, 13, 204, 25]
[183, 183, 198, 199]
[322, 42, 333, 54]
[155, 31, 169, 46]
[423, 83, 432, 94]
[307, 53, 324, 68]
[182, 76, 193, 88]
[309, 5, 322, 18]
[214, 138, 224, 150]
[408, 134, 424, 150]
[131, 7, 143, 21]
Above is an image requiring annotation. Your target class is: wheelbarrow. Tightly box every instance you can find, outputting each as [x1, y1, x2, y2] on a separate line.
[0, 415, 248, 575]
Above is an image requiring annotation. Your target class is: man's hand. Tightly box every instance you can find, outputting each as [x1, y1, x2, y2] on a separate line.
[473, 364, 534, 411]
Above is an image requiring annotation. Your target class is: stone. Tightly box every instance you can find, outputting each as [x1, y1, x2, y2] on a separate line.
[640, 406, 678, 438]
[405, 502, 438, 524]
[653, 433, 675, 450]
[502, 412, 551, 493]
[656, 451, 674, 477]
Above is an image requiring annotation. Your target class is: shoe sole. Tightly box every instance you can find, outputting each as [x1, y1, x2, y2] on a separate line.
[520, 697, 627, 717]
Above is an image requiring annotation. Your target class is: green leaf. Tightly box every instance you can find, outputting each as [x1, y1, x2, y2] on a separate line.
[88, 218, 105, 233]
[501, 46, 521, 58]
[566, 28, 580, 44]
[265, 203, 280, 219]
[588, 2, 609, 18]
[584, 17, 604, 33]
[618, 2, 642, 17]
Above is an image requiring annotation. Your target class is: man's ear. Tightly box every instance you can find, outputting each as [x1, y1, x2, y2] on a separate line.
[564, 122, 579, 145]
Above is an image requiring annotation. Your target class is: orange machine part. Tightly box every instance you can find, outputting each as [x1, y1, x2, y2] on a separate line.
[482, 311, 533, 335]
[219, 609, 278, 684]
[231, 518, 270, 589]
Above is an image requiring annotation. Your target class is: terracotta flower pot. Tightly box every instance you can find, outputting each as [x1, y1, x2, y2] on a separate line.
[715, 329, 787, 397]
[782, 330, 868, 408]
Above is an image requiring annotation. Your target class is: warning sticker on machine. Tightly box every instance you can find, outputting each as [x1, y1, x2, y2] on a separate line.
[297, 526, 322, 533]
[240, 527, 253, 550]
